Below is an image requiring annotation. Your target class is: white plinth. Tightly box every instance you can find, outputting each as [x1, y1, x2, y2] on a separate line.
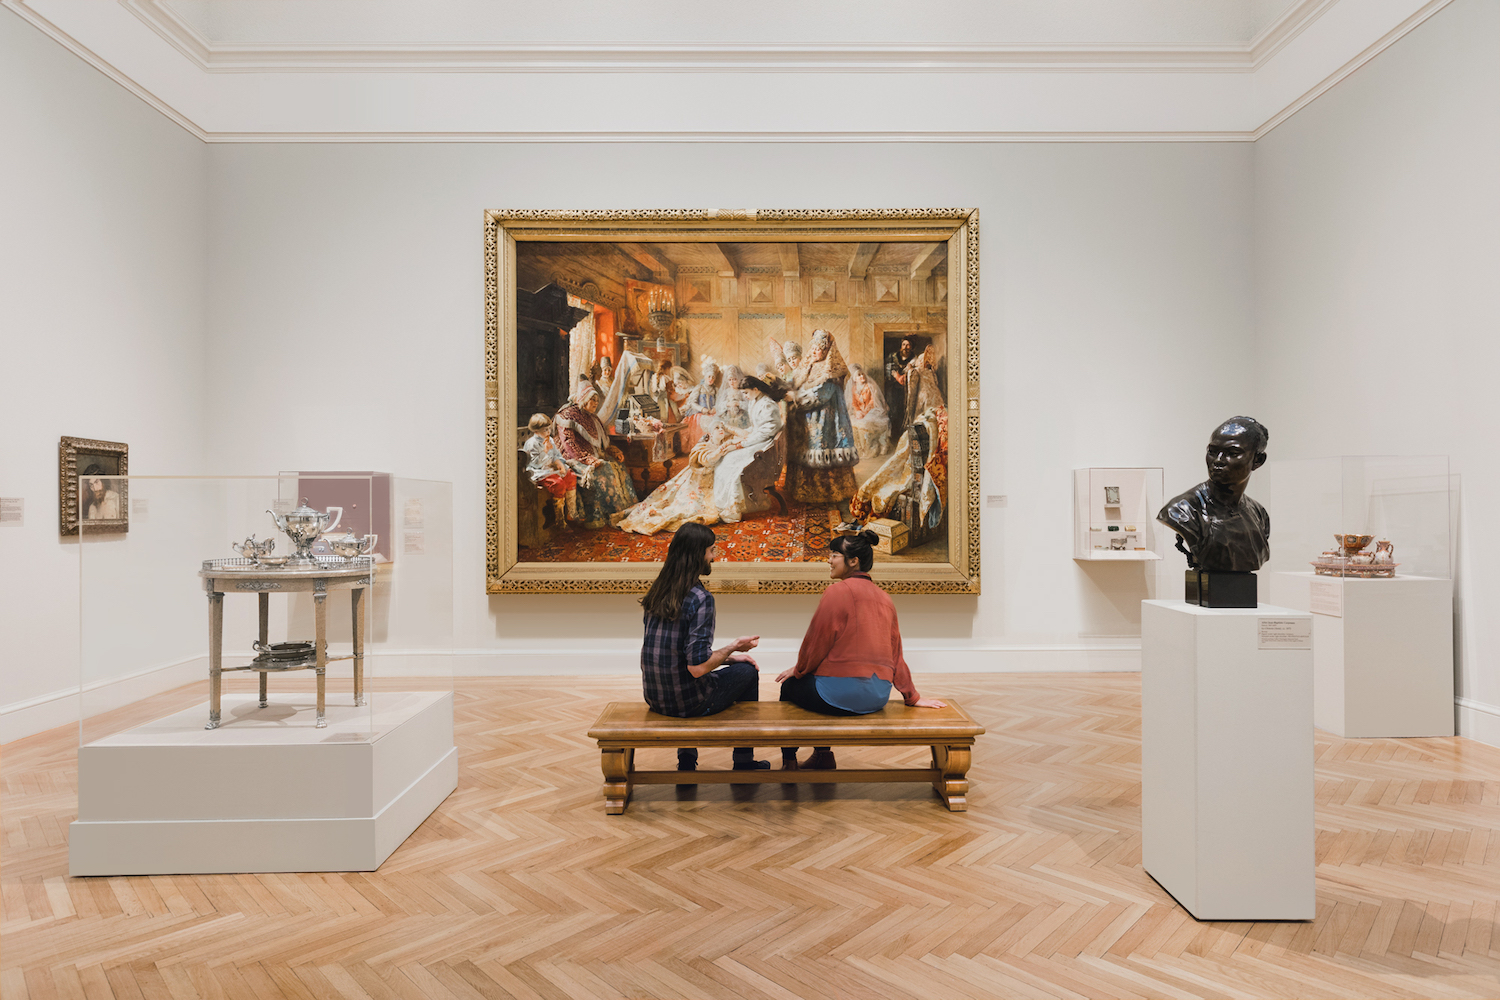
[1267, 572, 1454, 738]
[1141, 600, 1315, 921]
[69, 690, 456, 876]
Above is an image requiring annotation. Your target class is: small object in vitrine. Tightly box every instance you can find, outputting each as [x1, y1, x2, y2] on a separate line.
[1103, 486, 1121, 506]
[1125, 525, 1136, 531]
[1311, 534, 1397, 578]
[1110, 537, 1127, 550]
[252, 640, 316, 663]
[324, 529, 378, 559]
[231, 534, 275, 563]
[266, 499, 343, 567]
[1107, 525, 1120, 532]
[1090, 526, 1103, 531]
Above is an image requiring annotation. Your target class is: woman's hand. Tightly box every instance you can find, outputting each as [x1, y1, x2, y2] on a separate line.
[774, 668, 794, 684]
[911, 697, 947, 709]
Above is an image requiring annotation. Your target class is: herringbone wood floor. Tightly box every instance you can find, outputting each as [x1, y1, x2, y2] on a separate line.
[4, 674, 1499, 999]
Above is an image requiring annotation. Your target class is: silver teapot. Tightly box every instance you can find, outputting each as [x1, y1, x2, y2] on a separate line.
[231, 534, 276, 562]
[266, 499, 342, 565]
[324, 529, 377, 559]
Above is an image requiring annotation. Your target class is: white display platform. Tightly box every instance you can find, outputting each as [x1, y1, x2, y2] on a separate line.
[1267, 572, 1454, 738]
[1141, 600, 1315, 921]
[69, 690, 456, 876]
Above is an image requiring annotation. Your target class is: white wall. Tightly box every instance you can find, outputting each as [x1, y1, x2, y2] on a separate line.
[203, 141, 1254, 673]
[1253, 0, 1500, 743]
[0, 7, 209, 741]
[7, 0, 1495, 746]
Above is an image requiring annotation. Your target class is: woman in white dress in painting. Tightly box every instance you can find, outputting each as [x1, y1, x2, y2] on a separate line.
[712, 376, 786, 523]
[845, 363, 890, 457]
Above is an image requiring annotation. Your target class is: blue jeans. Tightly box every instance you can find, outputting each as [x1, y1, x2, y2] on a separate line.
[681, 659, 760, 765]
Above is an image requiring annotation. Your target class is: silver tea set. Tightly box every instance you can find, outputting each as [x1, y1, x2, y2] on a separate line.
[231, 498, 377, 568]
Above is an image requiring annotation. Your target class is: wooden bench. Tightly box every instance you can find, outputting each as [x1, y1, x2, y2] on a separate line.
[587, 700, 985, 814]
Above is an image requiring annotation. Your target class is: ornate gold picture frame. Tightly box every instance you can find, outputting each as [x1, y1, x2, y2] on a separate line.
[59, 435, 129, 535]
[485, 209, 979, 594]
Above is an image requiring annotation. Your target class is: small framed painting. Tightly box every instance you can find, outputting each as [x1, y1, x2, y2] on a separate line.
[59, 436, 128, 535]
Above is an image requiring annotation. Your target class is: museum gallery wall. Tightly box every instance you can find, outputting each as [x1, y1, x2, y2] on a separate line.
[2, 0, 1498, 744]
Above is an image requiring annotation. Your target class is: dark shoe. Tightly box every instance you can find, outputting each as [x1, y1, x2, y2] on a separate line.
[677, 750, 698, 771]
[781, 754, 800, 771]
[732, 758, 771, 771]
[802, 748, 837, 770]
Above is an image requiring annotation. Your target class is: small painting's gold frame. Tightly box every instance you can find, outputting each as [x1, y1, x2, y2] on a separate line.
[484, 209, 980, 594]
[59, 435, 129, 535]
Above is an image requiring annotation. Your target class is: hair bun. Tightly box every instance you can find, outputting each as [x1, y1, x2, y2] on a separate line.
[858, 529, 879, 546]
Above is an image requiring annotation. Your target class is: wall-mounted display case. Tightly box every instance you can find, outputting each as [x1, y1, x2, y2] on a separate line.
[1074, 468, 1164, 561]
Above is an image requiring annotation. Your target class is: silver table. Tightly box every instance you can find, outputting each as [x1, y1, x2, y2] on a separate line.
[199, 557, 374, 729]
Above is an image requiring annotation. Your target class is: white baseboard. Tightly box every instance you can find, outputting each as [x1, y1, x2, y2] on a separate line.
[1456, 697, 1500, 749]
[374, 644, 1146, 676]
[0, 654, 206, 746]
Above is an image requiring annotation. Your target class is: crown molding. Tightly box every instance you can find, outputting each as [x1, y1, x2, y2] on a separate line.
[118, 0, 1300, 74]
[192, 129, 1257, 144]
[1247, 0, 1341, 68]
[5, 0, 208, 139]
[1, 0, 1456, 143]
[1251, 0, 1453, 139]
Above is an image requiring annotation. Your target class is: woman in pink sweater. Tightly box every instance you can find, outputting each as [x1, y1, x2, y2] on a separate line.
[775, 530, 946, 770]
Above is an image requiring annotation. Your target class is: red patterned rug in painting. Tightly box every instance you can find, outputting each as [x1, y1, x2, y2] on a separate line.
[518, 500, 838, 563]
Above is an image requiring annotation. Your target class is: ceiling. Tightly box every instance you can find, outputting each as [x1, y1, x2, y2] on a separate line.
[163, 1, 1298, 49]
[4, 0, 1454, 140]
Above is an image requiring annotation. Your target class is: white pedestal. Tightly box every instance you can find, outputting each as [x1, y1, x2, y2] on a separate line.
[1267, 572, 1454, 738]
[1141, 600, 1315, 921]
[69, 690, 456, 876]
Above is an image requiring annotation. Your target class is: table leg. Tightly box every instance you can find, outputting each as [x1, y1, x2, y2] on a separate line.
[932, 744, 971, 812]
[314, 588, 328, 728]
[351, 586, 366, 707]
[205, 591, 224, 729]
[601, 748, 634, 815]
[257, 592, 270, 708]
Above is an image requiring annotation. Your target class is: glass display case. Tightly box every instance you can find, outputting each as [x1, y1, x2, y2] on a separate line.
[77, 474, 453, 746]
[72, 473, 456, 875]
[1255, 455, 1454, 738]
[1255, 455, 1452, 586]
[1073, 468, 1164, 561]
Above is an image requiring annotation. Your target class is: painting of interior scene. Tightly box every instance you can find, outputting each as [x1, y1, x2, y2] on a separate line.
[514, 240, 952, 564]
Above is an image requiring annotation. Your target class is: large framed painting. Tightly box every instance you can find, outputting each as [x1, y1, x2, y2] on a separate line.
[485, 209, 979, 594]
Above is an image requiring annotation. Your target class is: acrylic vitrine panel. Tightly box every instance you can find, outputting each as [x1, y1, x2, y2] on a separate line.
[78, 476, 377, 746]
[1255, 456, 1452, 584]
[1074, 468, 1164, 561]
[279, 473, 455, 720]
[78, 474, 454, 748]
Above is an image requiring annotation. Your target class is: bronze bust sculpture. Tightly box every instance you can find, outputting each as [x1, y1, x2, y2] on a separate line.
[1158, 416, 1270, 607]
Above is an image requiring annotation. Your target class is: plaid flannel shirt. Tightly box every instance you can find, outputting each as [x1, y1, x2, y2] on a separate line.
[641, 584, 717, 717]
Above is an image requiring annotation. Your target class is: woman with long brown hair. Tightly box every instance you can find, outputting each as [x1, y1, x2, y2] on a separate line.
[640, 522, 769, 770]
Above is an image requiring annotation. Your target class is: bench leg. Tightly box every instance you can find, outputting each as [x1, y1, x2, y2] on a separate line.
[932, 745, 971, 812]
[601, 748, 634, 815]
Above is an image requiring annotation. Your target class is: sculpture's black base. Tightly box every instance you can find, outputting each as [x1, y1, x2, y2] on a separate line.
[1185, 570, 1257, 608]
